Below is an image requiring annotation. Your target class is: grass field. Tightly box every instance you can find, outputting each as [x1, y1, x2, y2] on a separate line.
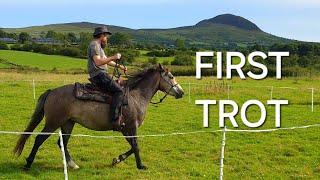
[0, 50, 86, 71]
[0, 71, 319, 179]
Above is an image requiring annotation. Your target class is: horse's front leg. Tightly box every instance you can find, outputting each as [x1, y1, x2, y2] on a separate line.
[112, 149, 133, 166]
[127, 128, 147, 169]
[119, 128, 147, 169]
[112, 129, 145, 169]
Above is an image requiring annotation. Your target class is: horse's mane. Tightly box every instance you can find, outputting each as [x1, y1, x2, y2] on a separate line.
[125, 67, 159, 89]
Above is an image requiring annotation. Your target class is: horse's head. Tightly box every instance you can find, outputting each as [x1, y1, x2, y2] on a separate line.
[157, 64, 184, 99]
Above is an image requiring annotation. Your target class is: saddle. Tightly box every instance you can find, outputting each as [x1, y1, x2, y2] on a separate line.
[74, 79, 129, 105]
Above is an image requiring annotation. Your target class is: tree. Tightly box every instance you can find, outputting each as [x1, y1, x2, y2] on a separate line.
[67, 32, 77, 43]
[171, 53, 194, 66]
[298, 56, 310, 68]
[298, 43, 313, 57]
[79, 32, 92, 53]
[174, 38, 185, 50]
[250, 43, 263, 51]
[0, 29, 8, 38]
[18, 32, 30, 44]
[40, 31, 46, 38]
[135, 43, 145, 50]
[46, 30, 58, 38]
[55, 33, 69, 47]
[8, 33, 19, 40]
[148, 56, 158, 65]
[0, 42, 9, 50]
[108, 32, 132, 48]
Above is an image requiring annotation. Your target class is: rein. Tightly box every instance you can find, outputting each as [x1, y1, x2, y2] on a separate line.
[112, 63, 178, 105]
[150, 72, 178, 105]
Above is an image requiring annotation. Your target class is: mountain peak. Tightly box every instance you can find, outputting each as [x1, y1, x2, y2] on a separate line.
[196, 14, 262, 31]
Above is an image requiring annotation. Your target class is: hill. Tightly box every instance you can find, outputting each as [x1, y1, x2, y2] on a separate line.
[196, 14, 262, 31]
[2, 14, 295, 48]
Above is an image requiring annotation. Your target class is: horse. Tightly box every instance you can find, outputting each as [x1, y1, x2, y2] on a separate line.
[14, 64, 184, 170]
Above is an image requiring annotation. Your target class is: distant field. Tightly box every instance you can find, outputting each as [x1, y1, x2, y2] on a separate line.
[135, 54, 174, 64]
[0, 50, 86, 70]
[0, 71, 319, 179]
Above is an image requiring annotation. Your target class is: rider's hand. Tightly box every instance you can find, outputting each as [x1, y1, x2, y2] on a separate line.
[113, 53, 121, 61]
[122, 66, 128, 72]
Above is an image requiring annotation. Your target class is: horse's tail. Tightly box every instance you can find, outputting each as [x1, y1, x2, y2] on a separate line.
[14, 89, 51, 157]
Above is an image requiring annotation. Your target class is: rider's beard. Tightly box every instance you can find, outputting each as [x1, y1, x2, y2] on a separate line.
[101, 39, 107, 49]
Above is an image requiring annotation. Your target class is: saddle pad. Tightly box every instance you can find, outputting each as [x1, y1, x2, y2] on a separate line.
[74, 82, 112, 103]
[74, 82, 129, 105]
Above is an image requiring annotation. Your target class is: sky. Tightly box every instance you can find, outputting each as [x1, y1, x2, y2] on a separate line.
[1, 0, 319, 42]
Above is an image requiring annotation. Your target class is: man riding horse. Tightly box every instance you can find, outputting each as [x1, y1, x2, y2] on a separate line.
[87, 26, 127, 130]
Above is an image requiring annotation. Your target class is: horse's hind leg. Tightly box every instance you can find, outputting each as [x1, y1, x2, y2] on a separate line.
[57, 120, 79, 169]
[24, 125, 59, 170]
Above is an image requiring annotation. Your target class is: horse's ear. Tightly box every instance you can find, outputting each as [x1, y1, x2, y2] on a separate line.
[158, 63, 164, 70]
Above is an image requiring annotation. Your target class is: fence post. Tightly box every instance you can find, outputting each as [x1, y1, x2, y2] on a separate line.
[220, 126, 227, 180]
[227, 84, 230, 100]
[269, 86, 274, 108]
[312, 88, 314, 112]
[188, 82, 191, 103]
[59, 131, 68, 180]
[32, 79, 36, 100]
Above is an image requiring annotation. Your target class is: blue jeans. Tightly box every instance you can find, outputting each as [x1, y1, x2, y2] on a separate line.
[91, 73, 124, 121]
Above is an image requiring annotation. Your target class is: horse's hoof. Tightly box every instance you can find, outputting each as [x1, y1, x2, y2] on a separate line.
[112, 158, 120, 166]
[137, 165, 148, 170]
[68, 160, 80, 170]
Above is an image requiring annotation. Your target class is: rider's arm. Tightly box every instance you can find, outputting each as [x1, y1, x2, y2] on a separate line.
[107, 61, 126, 71]
[93, 54, 119, 66]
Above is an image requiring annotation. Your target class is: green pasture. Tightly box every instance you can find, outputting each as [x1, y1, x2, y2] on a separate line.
[0, 72, 319, 179]
[0, 50, 86, 71]
[135, 55, 174, 64]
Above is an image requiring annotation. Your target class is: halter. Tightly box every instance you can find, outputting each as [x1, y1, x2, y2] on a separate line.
[150, 70, 179, 105]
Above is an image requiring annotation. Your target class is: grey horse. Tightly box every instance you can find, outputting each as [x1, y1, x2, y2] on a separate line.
[14, 64, 184, 170]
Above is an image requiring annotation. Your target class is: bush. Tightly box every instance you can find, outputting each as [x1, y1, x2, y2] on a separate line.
[21, 42, 34, 52]
[10, 44, 23, 51]
[148, 56, 158, 65]
[59, 47, 83, 58]
[171, 54, 194, 66]
[0, 42, 9, 50]
[162, 60, 170, 65]
[33, 44, 57, 55]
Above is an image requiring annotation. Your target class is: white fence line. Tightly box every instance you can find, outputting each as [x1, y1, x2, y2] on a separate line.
[0, 123, 319, 179]
[1, 124, 319, 138]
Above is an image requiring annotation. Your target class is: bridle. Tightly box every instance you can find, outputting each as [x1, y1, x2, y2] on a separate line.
[112, 62, 178, 105]
[150, 70, 179, 105]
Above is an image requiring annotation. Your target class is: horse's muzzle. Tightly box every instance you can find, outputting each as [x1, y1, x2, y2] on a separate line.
[175, 89, 184, 99]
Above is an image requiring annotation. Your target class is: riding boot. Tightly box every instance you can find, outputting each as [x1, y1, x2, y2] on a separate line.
[111, 118, 121, 131]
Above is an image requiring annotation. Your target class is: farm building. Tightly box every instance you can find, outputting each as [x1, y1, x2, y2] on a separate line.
[0, 38, 18, 43]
